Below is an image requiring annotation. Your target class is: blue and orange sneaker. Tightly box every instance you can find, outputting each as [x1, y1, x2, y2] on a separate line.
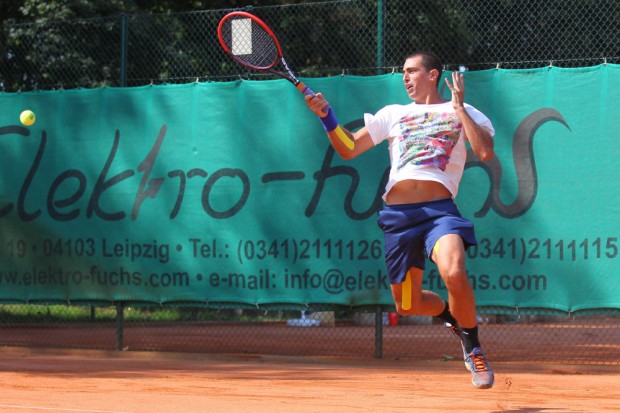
[464, 347, 494, 389]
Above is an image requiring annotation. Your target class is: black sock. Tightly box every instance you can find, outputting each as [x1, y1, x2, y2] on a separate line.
[435, 301, 458, 326]
[461, 326, 481, 353]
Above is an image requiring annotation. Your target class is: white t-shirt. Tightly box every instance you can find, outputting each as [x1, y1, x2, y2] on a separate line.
[364, 101, 494, 200]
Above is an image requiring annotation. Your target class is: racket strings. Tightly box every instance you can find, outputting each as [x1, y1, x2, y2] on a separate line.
[221, 18, 280, 69]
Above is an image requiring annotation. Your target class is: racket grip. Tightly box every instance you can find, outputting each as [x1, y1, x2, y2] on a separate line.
[297, 82, 314, 96]
[298, 82, 336, 129]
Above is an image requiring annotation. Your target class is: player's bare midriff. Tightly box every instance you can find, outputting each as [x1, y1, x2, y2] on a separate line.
[385, 179, 452, 205]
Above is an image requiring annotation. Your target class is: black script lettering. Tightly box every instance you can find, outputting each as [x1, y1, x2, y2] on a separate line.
[166, 168, 208, 219]
[201, 168, 249, 219]
[132, 125, 167, 219]
[47, 170, 87, 221]
[306, 119, 386, 220]
[86, 129, 135, 220]
[306, 145, 386, 220]
[466, 108, 571, 218]
[0, 125, 31, 217]
[17, 130, 46, 221]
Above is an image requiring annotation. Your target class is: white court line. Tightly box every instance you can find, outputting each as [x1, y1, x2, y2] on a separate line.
[0, 405, 129, 413]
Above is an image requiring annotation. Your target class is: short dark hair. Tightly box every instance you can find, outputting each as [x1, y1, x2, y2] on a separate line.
[406, 51, 443, 88]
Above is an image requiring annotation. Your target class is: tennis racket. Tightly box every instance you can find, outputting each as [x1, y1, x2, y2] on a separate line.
[217, 11, 354, 150]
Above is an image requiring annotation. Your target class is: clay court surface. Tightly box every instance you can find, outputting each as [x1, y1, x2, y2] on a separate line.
[0, 347, 618, 413]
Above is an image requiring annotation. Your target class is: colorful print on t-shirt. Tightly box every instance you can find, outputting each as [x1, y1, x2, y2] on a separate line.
[396, 111, 462, 171]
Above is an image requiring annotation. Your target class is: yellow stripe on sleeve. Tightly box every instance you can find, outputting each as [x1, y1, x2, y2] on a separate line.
[402, 271, 412, 311]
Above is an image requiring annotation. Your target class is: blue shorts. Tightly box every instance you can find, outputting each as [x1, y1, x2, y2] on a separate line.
[377, 198, 477, 284]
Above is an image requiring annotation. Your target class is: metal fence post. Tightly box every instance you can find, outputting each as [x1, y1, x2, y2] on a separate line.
[375, 305, 383, 358]
[115, 301, 124, 350]
[376, 0, 386, 75]
[119, 14, 128, 87]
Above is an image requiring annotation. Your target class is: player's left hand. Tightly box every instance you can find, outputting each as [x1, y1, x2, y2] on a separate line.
[445, 71, 465, 110]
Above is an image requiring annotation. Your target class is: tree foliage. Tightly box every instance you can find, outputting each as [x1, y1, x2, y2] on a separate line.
[1, 0, 618, 91]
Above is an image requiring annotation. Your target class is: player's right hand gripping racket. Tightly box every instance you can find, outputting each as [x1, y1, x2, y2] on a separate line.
[217, 11, 354, 150]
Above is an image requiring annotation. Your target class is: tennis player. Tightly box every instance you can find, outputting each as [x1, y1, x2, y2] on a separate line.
[305, 51, 495, 389]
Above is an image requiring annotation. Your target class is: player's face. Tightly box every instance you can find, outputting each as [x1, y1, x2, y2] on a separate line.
[402, 56, 437, 102]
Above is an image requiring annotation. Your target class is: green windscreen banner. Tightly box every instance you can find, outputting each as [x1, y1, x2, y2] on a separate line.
[1, 65, 619, 311]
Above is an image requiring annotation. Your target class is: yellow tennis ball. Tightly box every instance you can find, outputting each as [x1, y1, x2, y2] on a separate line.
[20, 110, 36, 126]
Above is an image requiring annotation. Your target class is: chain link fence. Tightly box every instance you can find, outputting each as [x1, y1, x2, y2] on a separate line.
[1, 0, 619, 91]
[1, 0, 619, 364]
[0, 303, 618, 365]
